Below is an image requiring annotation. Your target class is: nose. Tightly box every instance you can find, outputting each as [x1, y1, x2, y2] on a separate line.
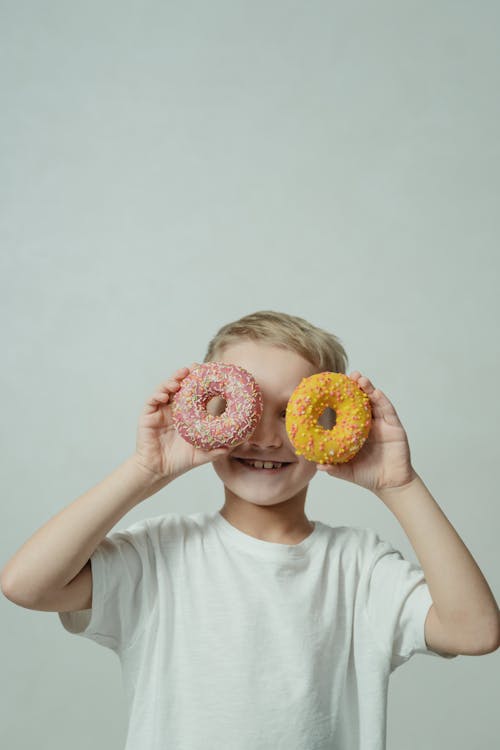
[247, 411, 283, 450]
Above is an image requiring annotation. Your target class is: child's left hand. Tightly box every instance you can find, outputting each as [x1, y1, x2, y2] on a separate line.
[315, 372, 417, 493]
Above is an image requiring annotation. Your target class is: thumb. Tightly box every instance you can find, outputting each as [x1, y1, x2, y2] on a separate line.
[315, 462, 343, 477]
[210, 446, 232, 459]
[196, 446, 232, 463]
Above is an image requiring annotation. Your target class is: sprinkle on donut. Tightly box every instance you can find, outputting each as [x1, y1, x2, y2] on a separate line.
[171, 362, 264, 450]
[285, 372, 372, 464]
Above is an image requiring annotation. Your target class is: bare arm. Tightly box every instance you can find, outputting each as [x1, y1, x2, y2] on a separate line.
[318, 371, 500, 656]
[0, 456, 169, 609]
[1, 365, 229, 611]
[375, 471, 500, 655]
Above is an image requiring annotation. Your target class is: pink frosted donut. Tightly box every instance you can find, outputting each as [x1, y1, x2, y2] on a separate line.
[171, 362, 264, 450]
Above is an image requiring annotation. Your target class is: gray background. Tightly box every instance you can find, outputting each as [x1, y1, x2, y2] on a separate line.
[1, 1, 499, 748]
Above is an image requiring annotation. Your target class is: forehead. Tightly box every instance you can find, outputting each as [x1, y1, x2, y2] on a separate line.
[216, 340, 318, 399]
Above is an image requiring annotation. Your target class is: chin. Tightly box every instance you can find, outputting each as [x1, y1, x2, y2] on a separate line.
[211, 459, 313, 507]
[229, 488, 295, 507]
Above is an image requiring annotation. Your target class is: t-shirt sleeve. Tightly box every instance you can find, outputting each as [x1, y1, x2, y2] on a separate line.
[58, 518, 156, 653]
[362, 533, 459, 672]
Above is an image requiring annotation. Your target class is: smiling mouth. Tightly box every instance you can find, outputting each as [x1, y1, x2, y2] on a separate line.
[231, 457, 293, 472]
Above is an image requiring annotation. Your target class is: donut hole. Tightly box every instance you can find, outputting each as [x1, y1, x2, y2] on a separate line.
[317, 407, 336, 430]
[206, 395, 227, 416]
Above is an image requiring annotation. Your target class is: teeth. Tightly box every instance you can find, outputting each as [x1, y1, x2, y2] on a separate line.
[242, 460, 283, 469]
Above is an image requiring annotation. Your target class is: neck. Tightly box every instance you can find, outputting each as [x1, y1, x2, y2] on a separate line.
[219, 487, 313, 544]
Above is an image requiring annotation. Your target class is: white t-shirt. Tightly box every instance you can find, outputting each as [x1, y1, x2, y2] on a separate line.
[59, 510, 457, 750]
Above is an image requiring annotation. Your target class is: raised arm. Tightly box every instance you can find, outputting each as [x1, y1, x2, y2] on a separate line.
[1, 365, 229, 612]
[0, 456, 168, 610]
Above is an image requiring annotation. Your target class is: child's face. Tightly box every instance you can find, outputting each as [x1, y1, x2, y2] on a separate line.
[211, 340, 320, 508]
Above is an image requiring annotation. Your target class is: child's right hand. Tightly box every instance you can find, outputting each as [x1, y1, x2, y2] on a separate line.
[134, 365, 230, 482]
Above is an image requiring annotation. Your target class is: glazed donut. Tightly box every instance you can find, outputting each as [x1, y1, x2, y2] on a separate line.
[285, 372, 372, 464]
[171, 362, 263, 450]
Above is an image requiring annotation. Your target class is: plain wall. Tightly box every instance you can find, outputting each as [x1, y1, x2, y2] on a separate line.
[1, 1, 499, 748]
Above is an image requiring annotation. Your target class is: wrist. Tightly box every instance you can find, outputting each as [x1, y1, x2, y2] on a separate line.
[129, 455, 173, 495]
[373, 468, 421, 502]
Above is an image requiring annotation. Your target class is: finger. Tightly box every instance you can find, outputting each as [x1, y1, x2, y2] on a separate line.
[142, 394, 165, 415]
[148, 378, 182, 404]
[147, 391, 170, 406]
[357, 374, 376, 393]
[159, 379, 182, 392]
[354, 381, 402, 426]
[155, 368, 191, 394]
[172, 366, 191, 378]
[150, 382, 179, 402]
[353, 374, 383, 402]
[165, 367, 192, 384]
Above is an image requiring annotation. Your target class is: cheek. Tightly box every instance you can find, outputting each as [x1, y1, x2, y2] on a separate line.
[297, 457, 317, 479]
[211, 458, 229, 482]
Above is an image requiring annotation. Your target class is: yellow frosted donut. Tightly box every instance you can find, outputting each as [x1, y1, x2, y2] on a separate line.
[285, 372, 372, 464]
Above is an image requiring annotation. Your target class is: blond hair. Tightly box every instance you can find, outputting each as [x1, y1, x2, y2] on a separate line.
[203, 310, 349, 373]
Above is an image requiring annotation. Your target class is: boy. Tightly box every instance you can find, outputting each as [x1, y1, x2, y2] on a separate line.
[2, 310, 499, 750]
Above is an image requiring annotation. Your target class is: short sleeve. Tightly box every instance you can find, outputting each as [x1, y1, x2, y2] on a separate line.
[362, 535, 458, 672]
[58, 519, 155, 653]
